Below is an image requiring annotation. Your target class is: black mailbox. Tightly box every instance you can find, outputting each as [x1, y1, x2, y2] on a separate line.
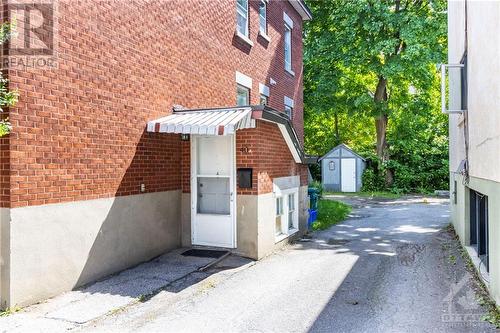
[237, 168, 253, 189]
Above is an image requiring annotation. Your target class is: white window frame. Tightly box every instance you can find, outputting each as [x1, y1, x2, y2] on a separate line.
[284, 96, 294, 119]
[275, 187, 299, 242]
[236, 71, 252, 89]
[237, 84, 250, 106]
[259, 83, 269, 105]
[275, 196, 284, 236]
[260, 94, 268, 106]
[259, 0, 267, 35]
[236, 71, 252, 105]
[283, 12, 294, 75]
[236, 0, 249, 37]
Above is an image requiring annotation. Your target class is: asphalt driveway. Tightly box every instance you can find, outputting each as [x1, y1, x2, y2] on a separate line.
[83, 195, 494, 332]
[2, 195, 496, 332]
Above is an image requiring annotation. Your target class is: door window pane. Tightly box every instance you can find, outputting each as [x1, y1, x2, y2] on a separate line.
[197, 177, 230, 215]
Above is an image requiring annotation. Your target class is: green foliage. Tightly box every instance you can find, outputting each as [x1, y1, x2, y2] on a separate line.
[312, 199, 351, 231]
[304, 0, 448, 193]
[0, 21, 17, 137]
[361, 168, 383, 192]
[309, 180, 324, 197]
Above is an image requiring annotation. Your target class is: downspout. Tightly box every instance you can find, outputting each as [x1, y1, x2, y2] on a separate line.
[461, 0, 470, 186]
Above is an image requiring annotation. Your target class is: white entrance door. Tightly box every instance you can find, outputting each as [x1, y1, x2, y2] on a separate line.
[341, 158, 356, 192]
[191, 135, 236, 248]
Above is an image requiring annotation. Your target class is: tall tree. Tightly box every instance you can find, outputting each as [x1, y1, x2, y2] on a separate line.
[0, 21, 18, 136]
[304, 0, 446, 186]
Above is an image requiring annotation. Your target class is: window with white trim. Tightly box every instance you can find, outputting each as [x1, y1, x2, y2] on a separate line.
[237, 85, 249, 106]
[259, 0, 267, 35]
[259, 83, 269, 106]
[284, 105, 292, 119]
[275, 188, 299, 240]
[275, 196, 283, 236]
[236, 0, 249, 37]
[260, 94, 268, 105]
[284, 96, 294, 119]
[284, 24, 292, 73]
[288, 193, 296, 230]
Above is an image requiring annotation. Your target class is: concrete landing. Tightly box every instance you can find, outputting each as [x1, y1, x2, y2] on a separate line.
[0, 248, 228, 331]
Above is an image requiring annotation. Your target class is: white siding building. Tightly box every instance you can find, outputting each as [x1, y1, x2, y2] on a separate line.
[448, 0, 500, 304]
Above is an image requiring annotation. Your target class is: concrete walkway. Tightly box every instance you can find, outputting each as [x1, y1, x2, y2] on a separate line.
[1, 195, 496, 332]
[0, 249, 252, 332]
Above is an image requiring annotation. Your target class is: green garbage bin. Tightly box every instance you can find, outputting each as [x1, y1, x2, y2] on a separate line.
[308, 188, 319, 210]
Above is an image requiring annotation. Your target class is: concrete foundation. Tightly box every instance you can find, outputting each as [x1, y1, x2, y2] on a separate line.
[1, 178, 308, 308]
[0, 190, 181, 308]
[450, 172, 500, 304]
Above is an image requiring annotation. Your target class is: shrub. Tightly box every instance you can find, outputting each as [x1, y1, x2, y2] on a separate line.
[309, 180, 324, 197]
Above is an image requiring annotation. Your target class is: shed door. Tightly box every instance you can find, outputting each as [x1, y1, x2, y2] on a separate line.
[341, 158, 356, 192]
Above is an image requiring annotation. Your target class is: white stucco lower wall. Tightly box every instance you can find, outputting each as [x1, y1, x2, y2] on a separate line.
[256, 184, 309, 260]
[1, 190, 181, 308]
[451, 172, 500, 305]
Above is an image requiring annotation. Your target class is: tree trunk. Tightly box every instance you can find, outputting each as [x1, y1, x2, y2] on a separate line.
[374, 76, 394, 187]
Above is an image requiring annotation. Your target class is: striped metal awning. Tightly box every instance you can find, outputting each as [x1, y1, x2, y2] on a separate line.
[146, 107, 256, 136]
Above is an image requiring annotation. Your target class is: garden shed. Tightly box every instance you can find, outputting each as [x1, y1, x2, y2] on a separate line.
[319, 144, 366, 192]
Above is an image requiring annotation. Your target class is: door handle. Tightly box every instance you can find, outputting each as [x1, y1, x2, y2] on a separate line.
[230, 192, 234, 202]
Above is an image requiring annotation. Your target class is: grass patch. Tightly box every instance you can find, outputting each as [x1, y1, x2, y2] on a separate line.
[325, 191, 402, 199]
[0, 307, 21, 317]
[311, 199, 351, 231]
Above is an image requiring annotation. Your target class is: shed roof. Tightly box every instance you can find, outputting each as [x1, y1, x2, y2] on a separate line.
[318, 143, 366, 162]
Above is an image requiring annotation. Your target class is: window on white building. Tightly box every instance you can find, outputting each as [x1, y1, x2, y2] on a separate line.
[236, 0, 249, 37]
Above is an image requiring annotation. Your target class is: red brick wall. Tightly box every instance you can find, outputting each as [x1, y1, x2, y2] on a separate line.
[2, 0, 305, 207]
[236, 121, 307, 195]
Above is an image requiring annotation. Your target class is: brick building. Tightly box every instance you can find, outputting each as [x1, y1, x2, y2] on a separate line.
[0, 0, 312, 308]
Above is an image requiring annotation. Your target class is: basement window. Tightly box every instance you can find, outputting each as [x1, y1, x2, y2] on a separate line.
[275, 188, 299, 241]
[469, 189, 489, 272]
[275, 196, 284, 236]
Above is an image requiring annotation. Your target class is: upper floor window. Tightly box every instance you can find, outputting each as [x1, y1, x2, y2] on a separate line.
[260, 95, 268, 106]
[259, 83, 269, 106]
[237, 85, 250, 106]
[284, 96, 294, 119]
[259, 0, 267, 35]
[284, 105, 292, 119]
[283, 12, 293, 74]
[236, 0, 249, 37]
[236, 71, 252, 105]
